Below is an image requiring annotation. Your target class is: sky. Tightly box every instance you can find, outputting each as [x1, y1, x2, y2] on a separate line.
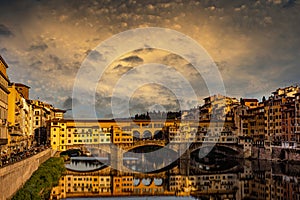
[0, 0, 300, 118]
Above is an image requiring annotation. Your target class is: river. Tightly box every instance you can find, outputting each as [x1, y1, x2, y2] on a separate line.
[50, 154, 300, 200]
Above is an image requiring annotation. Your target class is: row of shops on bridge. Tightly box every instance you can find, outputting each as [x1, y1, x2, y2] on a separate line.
[49, 119, 243, 152]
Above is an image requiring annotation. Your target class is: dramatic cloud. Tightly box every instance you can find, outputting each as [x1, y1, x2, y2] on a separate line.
[121, 55, 143, 63]
[0, 0, 300, 117]
[29, 43, 48, 51]
[0, 24, 13, 37]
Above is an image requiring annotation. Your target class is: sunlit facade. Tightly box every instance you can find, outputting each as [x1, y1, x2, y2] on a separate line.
[7, 83, 32, 152]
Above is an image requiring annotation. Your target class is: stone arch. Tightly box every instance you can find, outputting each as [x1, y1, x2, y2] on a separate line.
[133, 131, 141, 140]
[191, 145, 240, 158]
[133, 178, 140, 186]
[154, 178, 163, 186]
[142, 178, 152, 186]
[143, 130, 152, 139]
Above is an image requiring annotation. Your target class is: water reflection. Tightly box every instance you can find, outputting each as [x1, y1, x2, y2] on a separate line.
[51, 158, 300, 200]
[123, 146, 178, 172]
[65, 157, 107, 172]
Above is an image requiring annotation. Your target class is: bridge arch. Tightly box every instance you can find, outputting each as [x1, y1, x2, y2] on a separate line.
[133, 131, 141, 140]
[190, 144, 241, 159]
[143, 130, 152, 139]
[133, 178, 140, 186]
[154, 178, 163, 186]
[142, 178, 152, 186]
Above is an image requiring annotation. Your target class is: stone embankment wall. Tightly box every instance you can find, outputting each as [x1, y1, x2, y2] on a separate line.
[252, 146, 300, 162]
[0, 149, 52, 200]
[251, 146, 272, 160]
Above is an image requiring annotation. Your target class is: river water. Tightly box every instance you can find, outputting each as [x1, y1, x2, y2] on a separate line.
[51, 155, 300, 200]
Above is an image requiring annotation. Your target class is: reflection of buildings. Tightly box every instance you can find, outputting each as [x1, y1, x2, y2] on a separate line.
[50, 161, 300, 200]
[113, 176, 133, 195]
[51, 174, 111, 198]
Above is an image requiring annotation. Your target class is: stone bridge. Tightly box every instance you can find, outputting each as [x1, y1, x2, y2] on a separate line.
[66, 140, 244, 171]
[66, 140, 243, 157]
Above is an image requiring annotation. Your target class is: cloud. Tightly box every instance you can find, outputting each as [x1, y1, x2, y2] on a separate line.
[86, 50, 103, 61]
[63, 97, 80, 109]
[30, 60, 43, 68]
[1, 0, 300, 117]
[29, 42, 48, 51]
[0, 24, 13, 37]
[120, 55, 143, 63]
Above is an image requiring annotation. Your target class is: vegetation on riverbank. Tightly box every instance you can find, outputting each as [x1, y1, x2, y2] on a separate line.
[12, 157, 65, 200]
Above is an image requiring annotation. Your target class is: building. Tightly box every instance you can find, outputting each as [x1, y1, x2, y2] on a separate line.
[50, 119, 116, 151]
[0, 55, 10, 153]
[295, 91, 300, 143]
[264, 86, 299, 147]
[200, 94, 239, 121]
[7, 83, 35, 152]
[14, 83, 30, 100]
[50, 119, 182, 151]
[29, 100, 55, 146]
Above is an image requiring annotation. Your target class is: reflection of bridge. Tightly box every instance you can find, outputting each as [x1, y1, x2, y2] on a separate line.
[67, 140, 244, 172]
[50, 165, 244, 200]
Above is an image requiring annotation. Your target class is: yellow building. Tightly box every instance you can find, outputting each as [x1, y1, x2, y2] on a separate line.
[8, 83, 30, 152]
[51, 119, 120, 151]
[50, 119, 183, 151]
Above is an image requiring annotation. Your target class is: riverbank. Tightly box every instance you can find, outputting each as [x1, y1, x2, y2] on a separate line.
[0, 149, 52, 200]
[12, 156, 65, 200]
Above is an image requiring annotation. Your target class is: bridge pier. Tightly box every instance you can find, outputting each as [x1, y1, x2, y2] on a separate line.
[110, 145, 124, 172]
[178, 143, 190, 175]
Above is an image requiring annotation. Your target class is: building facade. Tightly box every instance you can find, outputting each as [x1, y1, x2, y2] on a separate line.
[0, 56, 9, 152]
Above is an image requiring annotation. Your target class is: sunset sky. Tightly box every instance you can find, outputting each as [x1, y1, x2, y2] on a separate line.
[0, 0, 300, 118]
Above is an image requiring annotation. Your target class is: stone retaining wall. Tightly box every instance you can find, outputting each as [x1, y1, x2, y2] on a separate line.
[0, 149, 52, 200]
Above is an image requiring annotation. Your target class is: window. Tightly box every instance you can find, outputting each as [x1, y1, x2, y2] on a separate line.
[68, 140, 71, 143]
[35, 121, 39, 126]
[35, 111, 39, 115]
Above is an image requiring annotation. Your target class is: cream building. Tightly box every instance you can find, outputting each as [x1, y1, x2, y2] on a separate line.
[0, 55, 9, 153]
